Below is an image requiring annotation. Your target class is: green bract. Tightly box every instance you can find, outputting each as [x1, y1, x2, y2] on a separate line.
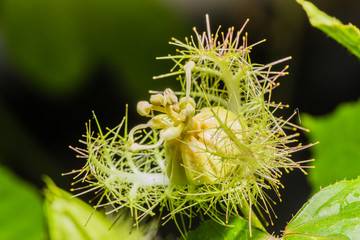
[68, 15, 314, 235]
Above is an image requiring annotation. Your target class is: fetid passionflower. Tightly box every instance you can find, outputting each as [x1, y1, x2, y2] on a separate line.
[67, 15, 315, 235]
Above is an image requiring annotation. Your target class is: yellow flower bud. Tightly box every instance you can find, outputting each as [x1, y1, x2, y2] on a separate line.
[166, 107, 242, 185]
[69, 15, 314, 235]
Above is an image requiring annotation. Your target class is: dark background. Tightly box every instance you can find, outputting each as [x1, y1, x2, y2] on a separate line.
[0, 0, 359, 237]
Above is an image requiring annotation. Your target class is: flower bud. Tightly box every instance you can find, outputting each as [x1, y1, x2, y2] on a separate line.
[165, 107, 242, 185]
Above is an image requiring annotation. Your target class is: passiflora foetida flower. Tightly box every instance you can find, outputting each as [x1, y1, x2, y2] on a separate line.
[67, 15, 316, 235]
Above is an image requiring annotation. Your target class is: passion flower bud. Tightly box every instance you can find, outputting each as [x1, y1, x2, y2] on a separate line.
[165, 107, 242, 185]
[69, 15, 314, 235]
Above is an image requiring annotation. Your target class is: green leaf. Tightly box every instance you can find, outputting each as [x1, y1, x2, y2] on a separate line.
[183, 217, 269, 240]
[302, 99, 360, 192]
[44, 177, 152, 240]
[284, 177, 360, 239]
[0, 165, 45, 240]
[297, 0, 360, 59]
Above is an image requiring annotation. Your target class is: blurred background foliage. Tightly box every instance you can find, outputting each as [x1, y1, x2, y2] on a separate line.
[303, 99, 360, 194]
[0, 0, 360, 238]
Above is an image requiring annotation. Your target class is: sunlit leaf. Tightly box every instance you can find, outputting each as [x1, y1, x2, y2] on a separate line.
[284, 177, 360, 239]
[297, 0, 360, 59]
